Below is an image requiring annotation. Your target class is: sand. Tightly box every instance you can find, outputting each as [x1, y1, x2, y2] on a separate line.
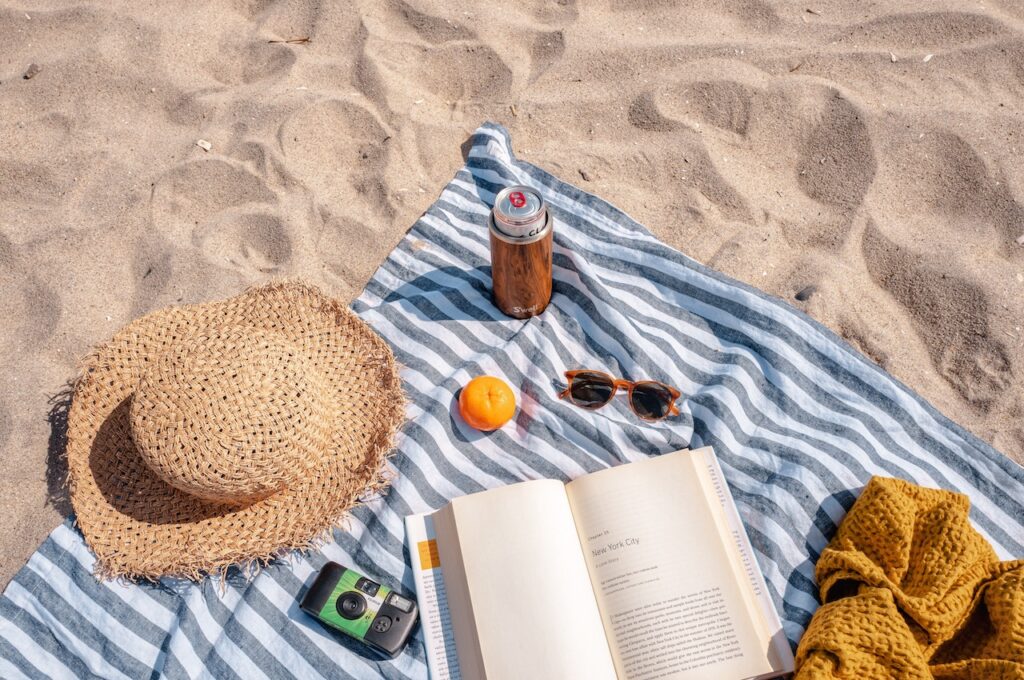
[2, 0, 1023, 587]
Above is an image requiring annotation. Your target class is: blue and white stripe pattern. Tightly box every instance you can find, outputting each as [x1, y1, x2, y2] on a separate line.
[2, 122, 1022, 678]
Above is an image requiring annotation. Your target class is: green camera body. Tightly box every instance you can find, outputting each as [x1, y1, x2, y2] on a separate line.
[300, 562, 419, 658]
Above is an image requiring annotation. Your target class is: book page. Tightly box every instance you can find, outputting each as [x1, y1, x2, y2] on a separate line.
[404, 513, 462, 680]
[690, 449, 794, 673]
[433, 479, 617, 680]
[566, 449, 781, 680]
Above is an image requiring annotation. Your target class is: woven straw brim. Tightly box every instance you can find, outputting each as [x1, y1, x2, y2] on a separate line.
[66, 281, 404, 581]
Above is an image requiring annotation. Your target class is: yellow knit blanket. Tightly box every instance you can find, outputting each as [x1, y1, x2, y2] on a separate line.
[794, 477, 1024, 679]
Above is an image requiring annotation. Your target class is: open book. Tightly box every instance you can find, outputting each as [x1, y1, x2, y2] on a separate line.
[405, 448, 794, 680]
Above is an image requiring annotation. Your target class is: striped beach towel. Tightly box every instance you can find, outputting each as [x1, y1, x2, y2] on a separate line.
[2, 122, 1022, 679]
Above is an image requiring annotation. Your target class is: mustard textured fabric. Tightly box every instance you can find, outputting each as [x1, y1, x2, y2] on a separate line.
[794, 476, 1024, 679]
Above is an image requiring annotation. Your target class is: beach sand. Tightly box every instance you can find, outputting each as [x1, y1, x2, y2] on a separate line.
[2, 0, 1023, 586]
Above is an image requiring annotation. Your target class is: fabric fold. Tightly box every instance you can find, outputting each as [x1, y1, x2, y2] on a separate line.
[795, 477, 1024, 679]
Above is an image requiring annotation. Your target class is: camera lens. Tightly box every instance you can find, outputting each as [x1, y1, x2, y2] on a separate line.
[337, 592, 367, 620]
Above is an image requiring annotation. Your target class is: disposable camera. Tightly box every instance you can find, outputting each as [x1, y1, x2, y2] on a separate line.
[300, 562, 419, 658]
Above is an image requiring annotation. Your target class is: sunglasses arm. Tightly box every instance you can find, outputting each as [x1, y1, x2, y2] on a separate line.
[669, 385, 682, 416]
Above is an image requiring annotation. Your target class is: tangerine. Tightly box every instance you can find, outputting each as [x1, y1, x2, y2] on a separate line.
[458, 376, 516, 431]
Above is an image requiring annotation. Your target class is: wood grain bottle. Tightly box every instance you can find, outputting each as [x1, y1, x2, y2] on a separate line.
[488, 185, 553, 319]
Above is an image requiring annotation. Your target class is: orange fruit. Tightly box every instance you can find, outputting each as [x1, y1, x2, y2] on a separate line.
[458, 376, 516, 431]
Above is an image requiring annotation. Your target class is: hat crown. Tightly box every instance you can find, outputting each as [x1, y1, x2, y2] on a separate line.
[129, 326, 333, 505]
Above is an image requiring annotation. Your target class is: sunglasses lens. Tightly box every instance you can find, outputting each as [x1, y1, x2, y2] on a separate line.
[630, 382, 674, 420]
[568, 372, 615, 409]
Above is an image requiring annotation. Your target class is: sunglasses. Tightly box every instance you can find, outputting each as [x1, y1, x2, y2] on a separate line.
[558, 370, 681, 421]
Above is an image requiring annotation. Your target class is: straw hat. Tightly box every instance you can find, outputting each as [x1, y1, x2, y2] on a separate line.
[65, 281, 405, 580]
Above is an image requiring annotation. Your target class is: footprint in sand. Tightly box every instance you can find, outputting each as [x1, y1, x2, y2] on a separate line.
[651, 77, 876, 210]
[793, 90, 876, 210]
[625, 88, 753, 225]
[872, 129, 1024, 253]
[203, 40, 296, 85]
[610, 0, 779, 31]
[364, 3, 512, 104]
[151, 158, 277, 240]
[315, 212, 389, 296]
[531, 0, 577, 25]
[628, 90, 677, 132]
[0, 400, 10, 453]
[862, 221, 1012, 411]
[0, 159, 66, 224]
[150, 156, 298, 277]
[675, 80, 755, 137]
[357, 3, 527, 121]
[627, 74, 782, 225]
[387, 0, 475, 43]
[529, 30, 565, 83]
[0, 112, 80, 230]
[0, 234, 61, 353]
[197, 212, 293, 274]
[830, 11, 1008, 49]
[230, 0, 321, 38]
[415, 42, 513, 103]
[162, 87, 222, 127]
[636, 70, 876, 249]
[996, 400, 1024, 457]
[279, 98, 394, 225]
